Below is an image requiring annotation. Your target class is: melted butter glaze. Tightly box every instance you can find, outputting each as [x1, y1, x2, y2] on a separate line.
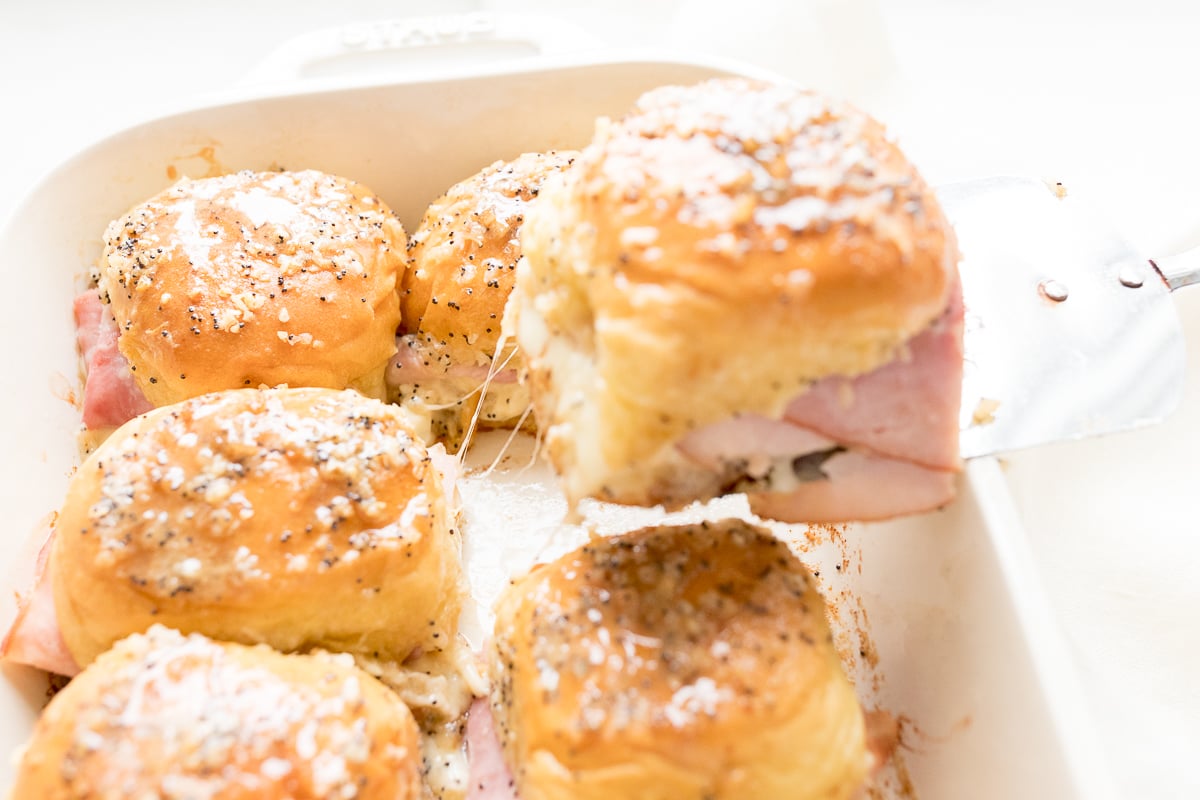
[401, 151, 578, 356]
[83, 388, 427, 599]
[53, 387, 463, 669]
[490, 520, 868, 799]
[497, 520, 832, 739]
[98, 169, 405, 406]
[578, 80, 947, 294]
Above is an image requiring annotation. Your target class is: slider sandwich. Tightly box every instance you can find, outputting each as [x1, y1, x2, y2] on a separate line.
[10, 626, 424, 799]
[390, 151, 576, 449]
[3, 387, 462, 676]
[469, 520, 895, 799]
[512, 79, 963, 523]
[79, 169, 406, 431]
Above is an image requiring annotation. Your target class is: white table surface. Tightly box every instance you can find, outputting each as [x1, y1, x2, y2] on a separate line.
[3, 1, 1198, 797]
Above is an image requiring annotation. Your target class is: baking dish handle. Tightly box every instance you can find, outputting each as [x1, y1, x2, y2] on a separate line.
[240, 12, 604, 87]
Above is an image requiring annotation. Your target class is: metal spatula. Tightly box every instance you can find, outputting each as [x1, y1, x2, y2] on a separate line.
[940, 177, 1199, 458]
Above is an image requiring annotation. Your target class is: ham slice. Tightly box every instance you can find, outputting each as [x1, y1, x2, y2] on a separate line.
[0, 527, 80, 677]
[678, 413, 957, 523]
[74, 291, 152, 429]
[465, 698, 518, 800]
[675, 286, 963, 523]
[746, 449, 957, 524]
[388, 336, 518, 387]
[677, 414, 836, 471]
[783, 284, 964, 471]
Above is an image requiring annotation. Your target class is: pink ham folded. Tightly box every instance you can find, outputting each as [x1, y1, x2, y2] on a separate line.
[783, 286, 964, 472]
[677, 284, 963, 523]
[466, 698, 518, 800]
[387, 335, 519, 387]
[74, 290, 151, 429]
[747, 451, 958, 523]
[0, 527, 80, 677]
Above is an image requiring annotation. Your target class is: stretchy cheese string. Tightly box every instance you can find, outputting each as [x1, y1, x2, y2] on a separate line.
[456, 331, 518, 460]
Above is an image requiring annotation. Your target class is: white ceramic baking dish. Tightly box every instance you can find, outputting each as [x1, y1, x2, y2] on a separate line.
[0, 13, 1116, 798]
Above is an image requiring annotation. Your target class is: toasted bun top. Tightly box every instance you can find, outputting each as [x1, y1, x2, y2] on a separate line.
[11, 626, 422, 800]
[490, 519, 868, 800]
[401, 151, 577, 363]
[52, 387, 462, 669]
[514, 79, 958, 499]
[548, 79, 953, 345]
[99, 169, 405, 406]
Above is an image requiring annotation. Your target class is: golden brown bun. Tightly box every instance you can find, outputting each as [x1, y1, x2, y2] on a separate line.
[11, 626, 422, 800]
[391, 151, 577, 447]
[98, 169, 405, 406]
[402, 151, 578, 359]
[490, 519, 868, 800]
[513, 79, 958, 506]
[52, 387, 462, 669]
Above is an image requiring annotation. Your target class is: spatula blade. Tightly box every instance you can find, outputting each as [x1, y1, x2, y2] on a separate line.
[939, 177, 1187, 459]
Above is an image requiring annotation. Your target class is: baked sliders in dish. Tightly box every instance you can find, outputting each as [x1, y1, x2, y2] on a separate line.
[389, 151, 576, 450]
[10, 626, 423, 800]
[79, 169, 406, 429]
[512, 79, 963, 523]
[3, 387, 461, 676]
[472, 519, 888, 800]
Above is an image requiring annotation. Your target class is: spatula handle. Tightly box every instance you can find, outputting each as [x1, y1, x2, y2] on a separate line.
[1152, 245, 1200, 292]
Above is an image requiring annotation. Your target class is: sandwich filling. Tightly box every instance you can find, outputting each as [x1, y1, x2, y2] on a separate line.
[676, 281, 963, 522]
[74, 290, 151, 431]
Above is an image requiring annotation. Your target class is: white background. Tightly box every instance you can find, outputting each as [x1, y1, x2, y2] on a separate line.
[2, 1, 1198, 797]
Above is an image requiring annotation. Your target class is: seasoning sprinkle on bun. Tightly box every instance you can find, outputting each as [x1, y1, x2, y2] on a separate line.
[97, 169, 406, 408]
[390, 151, 576, 449]
[11, 626, 423, 800]
[485, 520, 874, 799]
[51, 387, 462, 670]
